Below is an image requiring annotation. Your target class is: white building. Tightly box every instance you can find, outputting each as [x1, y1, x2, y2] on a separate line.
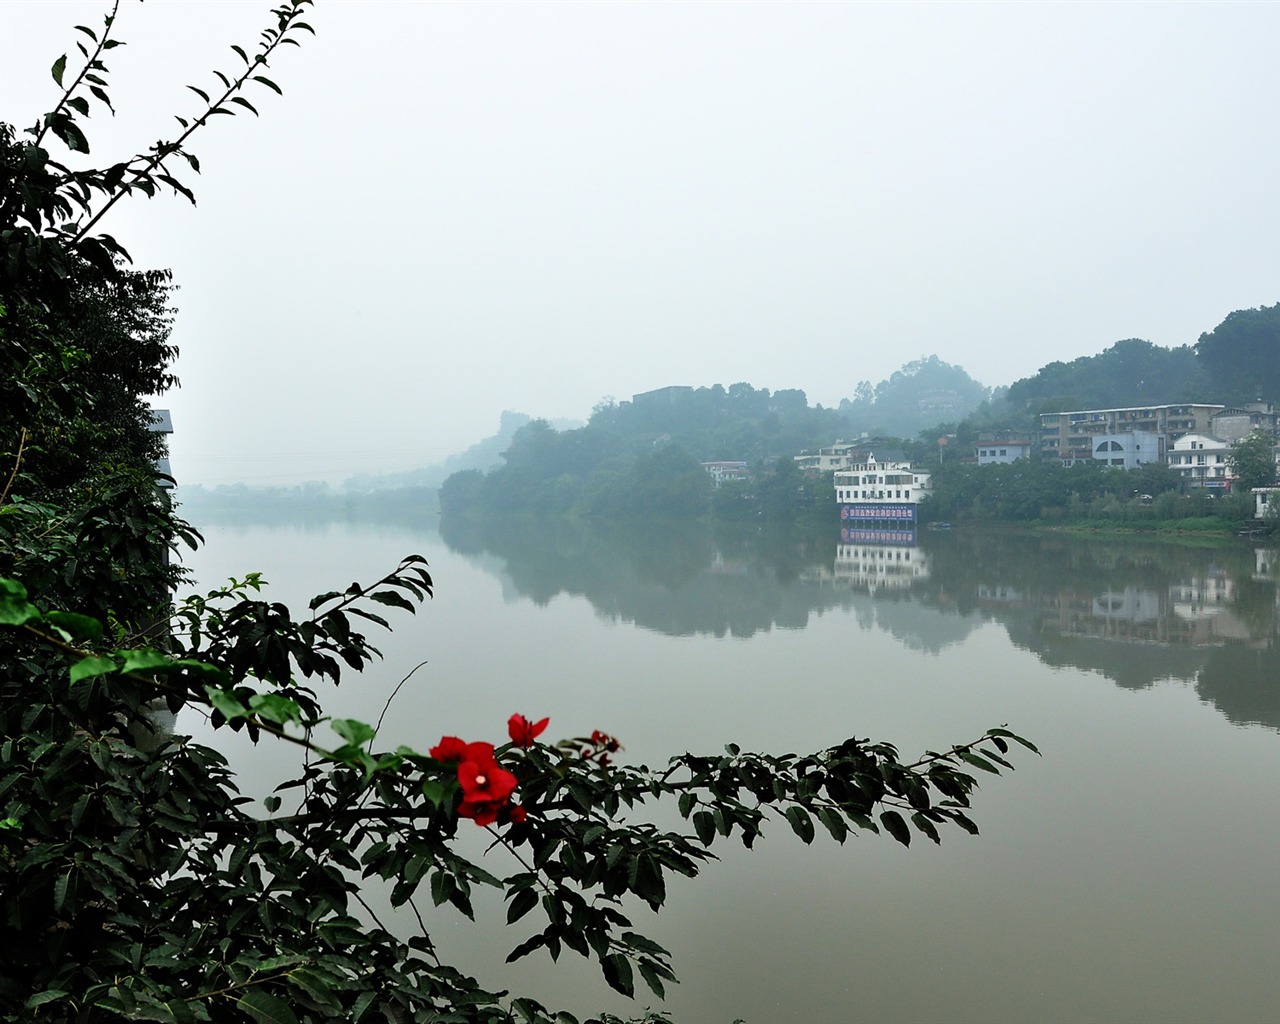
[975, 440, 1035, 465]
[1090, 430, 1163, 469]
[1168, 433, 1232, 489]
[1254, 487, 1280, 520]
[701, 461, 749, 486]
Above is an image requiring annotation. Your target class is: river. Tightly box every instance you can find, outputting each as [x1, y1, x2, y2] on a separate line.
[177, 506, 1280, 1024]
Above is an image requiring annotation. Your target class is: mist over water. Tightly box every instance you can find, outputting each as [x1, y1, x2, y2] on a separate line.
[180, 512, 1280, 1022]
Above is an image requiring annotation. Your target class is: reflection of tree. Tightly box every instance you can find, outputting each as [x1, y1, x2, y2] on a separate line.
[444, 515, 1280, 728]
[438, 515, 975, 643]
[1196, 642, 1280, 730]
[922, 531, 1280, 728]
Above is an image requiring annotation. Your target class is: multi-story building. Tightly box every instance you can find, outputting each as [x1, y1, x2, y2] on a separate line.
[975, 437, 1035, 464]
[795, 440, 904, 475]
[701, 461, 750, 486]
[1167, 433, 1233, 490]
[1090, 430, 1163, 468]
[1039, 403, 1223, 465]
[1210, 402, 1280, 443]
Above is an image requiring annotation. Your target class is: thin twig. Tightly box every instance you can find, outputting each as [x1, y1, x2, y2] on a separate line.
[0, 428, 27, 506]
[374, 659, 427, 738]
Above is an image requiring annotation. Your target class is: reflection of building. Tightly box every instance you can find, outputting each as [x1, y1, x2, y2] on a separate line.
[833, 454, 931, 527]
[1255, 549, 1280, 579]
[1092, 587, 1162, 622]
[832, 540, 929, 591]
[1028, 573, 1254, 647]
[977, 583, 1026, 607]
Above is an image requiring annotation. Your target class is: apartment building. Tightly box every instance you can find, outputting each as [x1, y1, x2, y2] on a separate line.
[1039, 404, 1223, 465]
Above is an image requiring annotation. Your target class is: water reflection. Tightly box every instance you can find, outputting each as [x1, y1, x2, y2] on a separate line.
[439, 516, 1280, 731]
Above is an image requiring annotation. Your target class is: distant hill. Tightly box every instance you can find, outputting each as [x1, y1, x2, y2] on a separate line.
[342, 411, 582, 493]
[838, 356, 990, 437]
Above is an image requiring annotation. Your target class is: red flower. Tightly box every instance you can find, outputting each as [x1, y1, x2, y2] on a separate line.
[431, 737, 494, 764]
[457, 752, 519, 826]
[507, 714, 549, 748]
[429, 736, 467, 762]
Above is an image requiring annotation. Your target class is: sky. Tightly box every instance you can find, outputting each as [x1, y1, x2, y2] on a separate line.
[6, 1, 1280, 486]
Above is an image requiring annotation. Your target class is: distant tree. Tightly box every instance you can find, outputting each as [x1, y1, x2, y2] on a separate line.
[1005, 338, 1205, 413]
[840, 356, 989, 438]
[1195, 303, 1280, 405]
[1229, 430, 1279, 494]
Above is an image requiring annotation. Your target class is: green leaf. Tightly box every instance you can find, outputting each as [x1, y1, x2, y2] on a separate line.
[692, 810, 715, 847]
[70, 654, 118, 684]
[53, 870, 72, 913]
[816, 807, 849, 843]
[0, 579, 40, 626]
[44, 611, 102, 643]
[959, 751, 1001, 775]
[51, 54, 68, 87]
[785, 805, 815, 844]
[330, 718, 375, 746]
[25, 990, 70, 1010]
[236, 991, 299, 1024]
[911, 811, 942, 845]
[249, 693, 302, 726]
[507, 888, 538, 924]
[880, 809, 911, 847]
[252, 74, 283, 95]
[119, 648, 174, 674]
[203, 685, 248, 721]
[638, 961, 667, 999]
[988, 728, 1040, 754]
[420, 778, 446, 809]
[601, 953, 634, 997]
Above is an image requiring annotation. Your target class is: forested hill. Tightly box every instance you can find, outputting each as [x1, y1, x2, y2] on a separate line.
[439, 383, 848, 517]
[1001, 303, 1280, 415]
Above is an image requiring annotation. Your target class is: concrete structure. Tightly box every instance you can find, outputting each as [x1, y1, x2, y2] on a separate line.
[1253, 487, 1280, 520]
[631, 385, 693, 406]
[1168, 433, 1232, 489]
[149, 408, 174, 489]
[975, 438, 1035, 464]
[833, 454, 931, 527]
[1090, 430, 1163, 469]
[1210, 402, 1280, 443]
[795, 440, 903, 475]
[701, 461, 749, 486]
[1039, 403, 1223, 465]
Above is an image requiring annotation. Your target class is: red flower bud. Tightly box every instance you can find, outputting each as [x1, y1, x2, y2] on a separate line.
[508, 713, 549, 748]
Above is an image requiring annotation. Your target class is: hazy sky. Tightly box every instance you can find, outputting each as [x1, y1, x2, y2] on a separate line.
[7, 1, 1280, 485]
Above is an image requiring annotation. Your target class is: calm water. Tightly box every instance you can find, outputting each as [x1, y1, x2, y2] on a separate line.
[178, 509, 1280, 1024]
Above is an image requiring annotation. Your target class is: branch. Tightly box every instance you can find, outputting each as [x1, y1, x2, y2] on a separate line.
[33, 0, 122, 150]
[0, 428, 27, 506]
[69, 1, 314, 244]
